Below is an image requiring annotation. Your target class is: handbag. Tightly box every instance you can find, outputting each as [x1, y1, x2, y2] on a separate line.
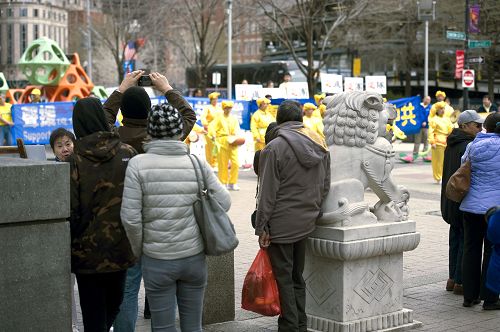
[188, 154, 239, 256]
[445, 160, 471, 203]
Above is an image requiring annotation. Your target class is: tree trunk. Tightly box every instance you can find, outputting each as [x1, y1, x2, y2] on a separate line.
[405, 70, 412, 96]
[487, 42, 495, 100]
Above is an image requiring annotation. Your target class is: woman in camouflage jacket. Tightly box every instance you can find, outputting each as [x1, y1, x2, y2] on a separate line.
[69, 97, 137, 331]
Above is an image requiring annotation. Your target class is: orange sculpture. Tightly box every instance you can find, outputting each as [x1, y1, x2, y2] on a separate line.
[46, 53, 94, 102]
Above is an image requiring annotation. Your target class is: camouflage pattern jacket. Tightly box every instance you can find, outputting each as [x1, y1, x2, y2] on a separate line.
[69, 131, 137, 274]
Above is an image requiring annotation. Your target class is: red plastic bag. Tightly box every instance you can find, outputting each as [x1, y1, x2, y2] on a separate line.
[241, 248, 281, 316]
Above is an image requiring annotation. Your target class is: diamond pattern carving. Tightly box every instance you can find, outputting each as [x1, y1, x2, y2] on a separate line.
[353, 268, 393, 304]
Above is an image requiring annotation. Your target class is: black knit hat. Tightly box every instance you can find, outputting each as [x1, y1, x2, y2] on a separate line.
[147, 103, 183, 138]
[121, 86, 151, 119]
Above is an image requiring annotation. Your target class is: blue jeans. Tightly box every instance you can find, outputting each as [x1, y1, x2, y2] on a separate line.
[113, 261, 143, 332]
[142, 253, 207, 332]
[0, 125, 12, 146]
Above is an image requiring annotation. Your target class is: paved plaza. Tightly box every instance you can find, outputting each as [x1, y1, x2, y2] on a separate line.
[72, 143, 500, 331]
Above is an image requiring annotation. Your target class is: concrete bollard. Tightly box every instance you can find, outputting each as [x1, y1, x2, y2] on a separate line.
[0, 158, 71, 332]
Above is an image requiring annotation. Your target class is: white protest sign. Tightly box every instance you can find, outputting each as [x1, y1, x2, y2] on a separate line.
[321, 73, 343, 93]
[282, 82, 309, 99]
[365, 75, 387, 94]
[259, 88, 285, 99]
[235, 84, 262, 101]
[344, 77, 364, 92]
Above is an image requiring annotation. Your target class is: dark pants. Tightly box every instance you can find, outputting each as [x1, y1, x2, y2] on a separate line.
[462, 212, 499, 304]
[449, 222, 464, 284]
[76, 270, 127, 332]
[267, 239, 307, 332]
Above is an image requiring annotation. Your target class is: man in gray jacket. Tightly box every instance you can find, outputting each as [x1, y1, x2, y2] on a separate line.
[256, 100, 331, 332]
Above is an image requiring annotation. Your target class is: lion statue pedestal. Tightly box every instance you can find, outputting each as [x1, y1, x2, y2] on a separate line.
[305, 92, 421, 331]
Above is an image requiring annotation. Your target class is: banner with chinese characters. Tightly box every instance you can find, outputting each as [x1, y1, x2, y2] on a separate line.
[11, 99, 251, 144]
[344, 77, 364, 92]
[389, 96, 424, 136]
[320, 73, 343, 93]
[455, 50, 465, 79]
[365, 76, 387, 95]
[11, 102, 74, 144]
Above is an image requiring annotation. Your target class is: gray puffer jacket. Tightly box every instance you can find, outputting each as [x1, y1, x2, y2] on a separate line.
[120, 139, 231, 260]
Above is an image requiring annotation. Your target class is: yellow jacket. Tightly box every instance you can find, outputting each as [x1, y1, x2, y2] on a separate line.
[312, 104, 326, 118]
[0, 103, 13, 126]
[428, 115, 453, 147]
[208, 114, 240, 147]
[201, 104, 222, 128]
[303, 115, 325, 139]
[429, 102, 454, 119]
[251, 109, 276, 143]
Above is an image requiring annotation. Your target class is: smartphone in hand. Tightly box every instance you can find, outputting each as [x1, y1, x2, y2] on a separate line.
[138, 75, 153, 87]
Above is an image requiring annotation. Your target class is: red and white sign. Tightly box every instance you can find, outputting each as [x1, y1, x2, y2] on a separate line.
[455, 50, 464, 79]
[462, 69, 475, 88]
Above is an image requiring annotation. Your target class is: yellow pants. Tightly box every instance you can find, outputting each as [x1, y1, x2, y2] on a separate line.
[204, 135, 217, 167]
[254, 141, 265, 152]
[217, 146, 239, 185]
[431, 145, 445, 181]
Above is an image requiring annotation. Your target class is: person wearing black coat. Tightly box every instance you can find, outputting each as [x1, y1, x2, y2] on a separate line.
[441, 110, 484, 295]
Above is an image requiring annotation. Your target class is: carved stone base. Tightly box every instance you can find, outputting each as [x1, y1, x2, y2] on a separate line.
[308, 310, 422, 332]
[305, 221, 420, 331]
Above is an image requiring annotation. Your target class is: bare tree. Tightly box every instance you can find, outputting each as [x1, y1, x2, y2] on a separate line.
[478, 0, 500, 100]
[91, 0, 155, 84]
[162, 0, 227, 92]
[256, 0, 368, 95]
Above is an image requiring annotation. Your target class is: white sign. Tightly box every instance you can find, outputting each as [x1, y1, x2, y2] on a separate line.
[365, 76, 387, 95]
[259, 88, 285, 99]
[462, 69, 475, 88]
[235, 84, 262, 101]
[212, 72, 221, 85]
[344, 77, 364, 92]
[281, 82, 309, 99]
[321, 73, 343, 93]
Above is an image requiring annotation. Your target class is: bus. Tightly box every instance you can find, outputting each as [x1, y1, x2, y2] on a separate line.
[185, 61, 307, 96]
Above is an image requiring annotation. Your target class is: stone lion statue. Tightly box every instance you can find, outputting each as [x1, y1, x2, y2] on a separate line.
[318, 91, 409, 227]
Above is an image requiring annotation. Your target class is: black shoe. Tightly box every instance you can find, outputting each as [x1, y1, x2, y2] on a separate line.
[483, 301, 500, 310]
[463, 299, 481, 307]
[144, 297, 151, 319]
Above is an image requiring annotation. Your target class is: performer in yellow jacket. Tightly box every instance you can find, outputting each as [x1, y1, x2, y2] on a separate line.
[209, 100, 241, 191]
[313, 93, 327, 118]
[201, 92, 222, 167]
[303, 103, 325, 139]
[430, 91, 454, 119]
[251, 97, 275, 151]
[428, 102, 453, 183]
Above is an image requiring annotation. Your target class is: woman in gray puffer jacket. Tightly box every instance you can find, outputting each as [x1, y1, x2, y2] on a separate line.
[121, 103, 231, 331]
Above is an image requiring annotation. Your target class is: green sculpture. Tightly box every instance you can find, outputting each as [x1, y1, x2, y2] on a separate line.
[92, 86, 109, 99]
[0, 72, 8, 93]
[18, 37, 70, 86]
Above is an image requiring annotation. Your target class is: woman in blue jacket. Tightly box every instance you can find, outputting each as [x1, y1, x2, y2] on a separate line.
[460, 113, 500, 310]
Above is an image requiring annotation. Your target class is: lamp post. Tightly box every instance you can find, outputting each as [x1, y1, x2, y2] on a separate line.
[417, 0, 436, 98]
[86, 0, 92, 80]
[227, 0, 233, 99]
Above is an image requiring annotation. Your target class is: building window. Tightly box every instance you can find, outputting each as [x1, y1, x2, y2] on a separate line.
[7, 8, 13, 17]
[21, 24, 27, 54]
[34, 9, 39, 17]
[34, 24, 39, 39]
[7, 24, 13, 64]
[20, 8, 28, 17]
[43, 10, 45, 18]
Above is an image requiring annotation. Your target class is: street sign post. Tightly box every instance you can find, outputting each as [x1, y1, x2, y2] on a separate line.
[446, 30, 466, 40]
[468, 56, 485, 64]
[468, 40, 492, 48]
[462, 69, 475, 88]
